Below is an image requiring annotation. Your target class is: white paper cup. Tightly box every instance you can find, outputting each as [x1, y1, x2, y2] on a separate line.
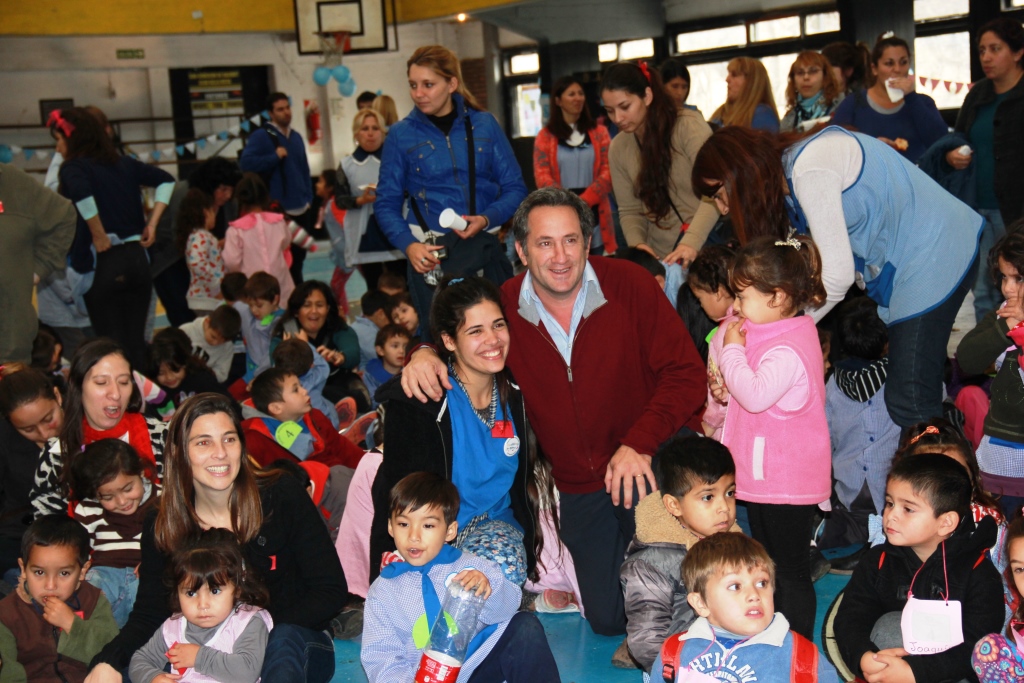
[885, 79, 904, 103]
[439, 208, 468, 231]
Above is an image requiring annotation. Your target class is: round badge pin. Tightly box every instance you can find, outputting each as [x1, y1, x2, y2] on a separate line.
[504, 436, 520, 456]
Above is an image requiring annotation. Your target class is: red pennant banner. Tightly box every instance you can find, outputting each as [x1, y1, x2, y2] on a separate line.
[930, 79, 940, 89]
[944, 80, 952, 92]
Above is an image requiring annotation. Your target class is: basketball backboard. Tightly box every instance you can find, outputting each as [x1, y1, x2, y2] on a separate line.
[294, 0, 390, 55]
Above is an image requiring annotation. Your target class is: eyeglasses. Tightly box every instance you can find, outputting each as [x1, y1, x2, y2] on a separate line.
[793, 67, 822, 78]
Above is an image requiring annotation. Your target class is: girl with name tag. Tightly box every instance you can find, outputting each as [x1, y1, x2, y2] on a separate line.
[370, 276, 551, 586]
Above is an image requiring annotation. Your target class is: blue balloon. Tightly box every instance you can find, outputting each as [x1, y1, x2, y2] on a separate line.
[313, 66, 332, 87]
[0, 145, 11, 164]
[339, 78, 357, 97]
[331, 65, 351, 83]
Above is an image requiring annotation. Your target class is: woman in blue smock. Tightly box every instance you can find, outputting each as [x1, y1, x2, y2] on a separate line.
[370, 277, 550, 586]
[690, 125, 983, 430]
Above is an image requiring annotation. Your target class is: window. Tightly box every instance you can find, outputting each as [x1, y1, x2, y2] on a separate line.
[676, 25, 747, 54]
[509, 53, 539, 75]
[687, 61, 730, 119]
[1008, 0, 1024, 6]
[749, 16, 801, 43]
[598, 43, 618, 63]
[913, 0, 969, 21]
[511, 83, 543, 138]
[619, 38, 655, 60]
[914, 32, 971, 108]
[805, 12, 840, 35]
[761, 53, 800, 115]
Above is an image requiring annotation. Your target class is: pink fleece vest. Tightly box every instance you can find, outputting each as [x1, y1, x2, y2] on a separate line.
[720, 315, 830, 505]
[161, 604, 274, 682]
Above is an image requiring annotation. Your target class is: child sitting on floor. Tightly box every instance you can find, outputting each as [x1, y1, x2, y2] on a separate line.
[232, 271, 285, 387]
[973, 516, 1024, 682]
[363, 324, 410, 407]
[619, 436, 741, 674]
[68, 438, 158, 628]
[178, 305, 242, 386]
[835, 454, 1004, 683]
[0, 514, 119, 682]
[361, 472, 560, 683]
[653, 531, 840, 682]
[241, 367, 363, 469]
[272, 336, 340, 428]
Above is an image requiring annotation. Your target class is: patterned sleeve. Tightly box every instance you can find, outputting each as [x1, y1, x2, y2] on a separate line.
[31, 440, 67, 518]
[146, 416, 168, 480]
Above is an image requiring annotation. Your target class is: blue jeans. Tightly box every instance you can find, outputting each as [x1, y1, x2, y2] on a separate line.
[260, 623, 335, 683]
[85, 566, 138, 628]
[885, 257, 978, 428]
[973, 209, 1006, 322]
[467, 612, 560, 682]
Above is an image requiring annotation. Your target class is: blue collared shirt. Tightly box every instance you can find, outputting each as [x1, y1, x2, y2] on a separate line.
[517, 262, 606, 365]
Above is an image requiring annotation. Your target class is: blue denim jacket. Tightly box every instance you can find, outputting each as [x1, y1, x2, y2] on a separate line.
[374, 93, 527, 253]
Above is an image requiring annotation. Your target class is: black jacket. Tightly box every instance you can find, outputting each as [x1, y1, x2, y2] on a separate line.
[0, 419, 42, 542]
[834, 515, 1004, 683]
[91, 474, 347, 671]
[954, 75, 1024, 226]
[369, 374, 538, 582]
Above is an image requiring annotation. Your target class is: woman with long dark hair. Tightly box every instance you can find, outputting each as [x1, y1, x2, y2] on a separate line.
[949, 18, 1024, 319]
[371, 276, 552, 587]
[271, 280, 364, 410]
[83, 393, 346, 683]
[52, 108, 175, 370]
[690, 125, 982, 430]
[30, 339, 167, 518]
[533, 76, 616, 254]
[603, 62, 719, 266]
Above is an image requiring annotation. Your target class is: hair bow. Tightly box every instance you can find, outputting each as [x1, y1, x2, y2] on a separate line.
[907, 425, 940, 446]
[639, 62, 652, 83]
[47, 110, 75, 138]
[447, 277, 465, 287]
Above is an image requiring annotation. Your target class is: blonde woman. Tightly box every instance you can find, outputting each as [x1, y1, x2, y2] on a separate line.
[711, 57, 780, 133]
[780, 51, 842, 132]
[374, 45, 527, 340]
[371, 94, 399, 128]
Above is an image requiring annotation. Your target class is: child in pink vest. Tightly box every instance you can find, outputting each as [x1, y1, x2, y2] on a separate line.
[128, 528, 273, 683]
[704, 234, 830, 640]
[223, 173, 296, 304]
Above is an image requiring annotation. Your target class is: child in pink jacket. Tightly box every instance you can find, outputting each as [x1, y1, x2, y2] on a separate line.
[223, 173, 296, 303]
[703, 234, 830, 640]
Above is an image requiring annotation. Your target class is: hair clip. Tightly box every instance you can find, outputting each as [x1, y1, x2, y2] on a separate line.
[881, 31, 895, 39]
[907, 425, 940, 445]
[47, 110, 75, 138]
[447, 277, 464, 287]
[774, 237, 802, 250]
[639, 62, 652, 83]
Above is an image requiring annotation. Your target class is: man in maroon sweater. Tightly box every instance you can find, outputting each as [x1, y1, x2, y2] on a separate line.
[402, 187, 705, 635]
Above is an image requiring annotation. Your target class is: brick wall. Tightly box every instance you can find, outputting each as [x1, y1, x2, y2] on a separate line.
[460, 58, 488, 110]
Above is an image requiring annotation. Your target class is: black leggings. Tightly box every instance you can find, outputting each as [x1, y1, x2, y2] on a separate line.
[83, 242, 152, 370]
[467, 612, 560, 682]
[746, 501, 817, 639]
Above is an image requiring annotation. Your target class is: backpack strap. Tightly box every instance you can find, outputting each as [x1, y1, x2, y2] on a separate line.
[790, 631, 819, 683]
[660, 631, 689, 683]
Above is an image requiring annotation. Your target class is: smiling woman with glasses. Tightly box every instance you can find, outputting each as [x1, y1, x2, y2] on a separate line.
[781, 51, 843, 132]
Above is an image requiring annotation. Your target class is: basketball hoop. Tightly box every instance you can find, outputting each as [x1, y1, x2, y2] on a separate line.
[314, 30, 351, 67]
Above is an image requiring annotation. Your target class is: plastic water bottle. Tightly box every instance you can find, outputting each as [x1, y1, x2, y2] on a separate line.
[414, 582, 486, 683]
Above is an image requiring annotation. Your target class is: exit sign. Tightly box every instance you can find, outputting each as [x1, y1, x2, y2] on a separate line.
[116, 49, 145, 60]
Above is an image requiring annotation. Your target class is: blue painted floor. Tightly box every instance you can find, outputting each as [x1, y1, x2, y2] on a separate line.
[329, 551, 855, 682]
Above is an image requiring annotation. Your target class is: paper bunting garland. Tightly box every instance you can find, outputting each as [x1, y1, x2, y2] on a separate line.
[1, 110, 269, 166]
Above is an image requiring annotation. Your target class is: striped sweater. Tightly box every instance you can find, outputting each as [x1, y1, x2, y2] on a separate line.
[73, 479, 158, 569]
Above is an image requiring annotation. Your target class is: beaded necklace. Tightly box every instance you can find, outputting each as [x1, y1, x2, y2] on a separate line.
[449, 361, 498, 428]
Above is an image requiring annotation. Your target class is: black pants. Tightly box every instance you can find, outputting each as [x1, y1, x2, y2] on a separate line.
[559, 482, 648, 636]
[468, 612, 560, 682]
[152, 257, 195, 327]
[287, 207, 315, 287]
[358, 260, 406, 292]
[746, 501, 817, 639]
[83, 242, 152, 370]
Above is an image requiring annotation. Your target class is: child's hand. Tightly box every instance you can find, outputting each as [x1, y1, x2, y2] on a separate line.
[723, 320, 746, 347]
[453, 569, 492, 598]
[166, 642, 200, 670]
[41, 595, 76, 632]
[866, 650, 914, 683]
[708, 371, 730, 404]
[997, 297, 1024, 329]
[702, 421, 715, 437]
[317, 345, 345, 365]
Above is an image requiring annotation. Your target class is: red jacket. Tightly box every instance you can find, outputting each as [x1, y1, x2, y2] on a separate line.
[533, 125, 617, 253]
[500, 257, 705, 493]
[243, 407, 363, 470]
